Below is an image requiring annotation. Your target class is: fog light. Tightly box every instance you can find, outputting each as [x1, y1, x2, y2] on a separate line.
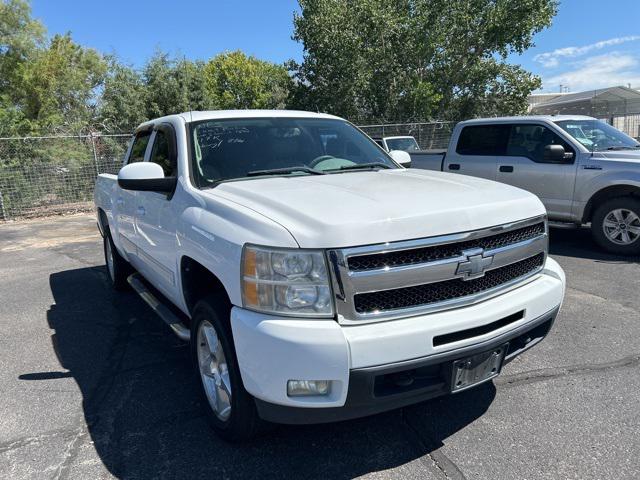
[287, 380, 331, 397]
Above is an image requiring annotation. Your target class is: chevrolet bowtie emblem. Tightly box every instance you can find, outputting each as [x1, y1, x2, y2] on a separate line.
[456, 248, 494, 280]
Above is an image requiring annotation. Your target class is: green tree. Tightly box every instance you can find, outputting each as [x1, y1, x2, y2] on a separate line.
[143, 52, 211, 119]
[0, 0, 45, 135]
[204, 51, 291, 110]
[292, 0, 557, 121]
[98, 59, 147, 132]
[18, 33, 108, 133]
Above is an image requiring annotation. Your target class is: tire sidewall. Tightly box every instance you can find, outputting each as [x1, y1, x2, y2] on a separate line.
[592, 197, 640, 255]
[190, 297, 256, 440]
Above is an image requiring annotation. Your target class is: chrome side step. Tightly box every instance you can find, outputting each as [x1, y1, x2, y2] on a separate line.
[127, 273, 191, 341]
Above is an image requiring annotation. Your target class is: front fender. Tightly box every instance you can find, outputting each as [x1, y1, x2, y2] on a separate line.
[176, 192, 299, 309]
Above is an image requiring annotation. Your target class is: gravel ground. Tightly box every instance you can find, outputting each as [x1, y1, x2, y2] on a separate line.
[0, 214, 638, 479]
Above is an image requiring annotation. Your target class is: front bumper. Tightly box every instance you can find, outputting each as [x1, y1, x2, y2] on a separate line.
[256, 306, 557, 424]
[230, 257, 565, 424]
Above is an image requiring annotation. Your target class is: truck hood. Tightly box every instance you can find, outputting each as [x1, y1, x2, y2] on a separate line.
[597, 150, 640, 162]
[209, 169, 546, 248]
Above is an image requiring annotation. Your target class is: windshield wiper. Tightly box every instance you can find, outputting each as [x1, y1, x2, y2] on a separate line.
[246, 166, 326, 177]
[329, 162, 392, 172]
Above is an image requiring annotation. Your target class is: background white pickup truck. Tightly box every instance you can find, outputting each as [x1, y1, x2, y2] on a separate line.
[94, 110, 565, 441]
[410, 116, 640, 255]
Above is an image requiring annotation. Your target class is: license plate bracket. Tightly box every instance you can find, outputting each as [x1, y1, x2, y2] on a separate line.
[451, 343, 508, 392]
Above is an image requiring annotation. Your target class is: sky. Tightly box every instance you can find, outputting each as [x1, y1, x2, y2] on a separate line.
[30, 0, 640, 94]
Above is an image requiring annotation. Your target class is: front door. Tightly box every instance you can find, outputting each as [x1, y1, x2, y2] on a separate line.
[496, 124, 578, 220]
[115, 130, 152, 264]
[134, 125, 180, 301]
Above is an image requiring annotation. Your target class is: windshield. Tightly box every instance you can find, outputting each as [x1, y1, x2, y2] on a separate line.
[555, 119, 640, 152]
[189, 117, 397, 186]
[385, 137, 420, 151]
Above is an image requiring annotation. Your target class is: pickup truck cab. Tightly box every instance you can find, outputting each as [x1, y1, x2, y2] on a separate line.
[411, 116, 640, 254]
[95, 110, 565, 440]
[372, 135, 420, 152]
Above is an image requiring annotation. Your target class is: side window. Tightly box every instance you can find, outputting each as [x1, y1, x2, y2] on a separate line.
[506, 124, 573, 163]
[149, 130, 175, 176]
[456, 125, 509, 156]
[127, 131, 152, 164]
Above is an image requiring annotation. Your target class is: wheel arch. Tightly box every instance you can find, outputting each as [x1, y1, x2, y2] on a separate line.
[582, 184, 640, 223]
[180, 256, 233, 318]
[97, 208, 109, 237]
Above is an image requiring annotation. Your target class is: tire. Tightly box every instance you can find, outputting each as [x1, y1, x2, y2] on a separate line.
[191, 294, 264, 441]
[103, 231, 131, 290]
[591, 197, 640, 255]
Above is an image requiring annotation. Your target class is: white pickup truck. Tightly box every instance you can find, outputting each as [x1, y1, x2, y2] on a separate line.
[410, 116, 640, 254]
[94, 110, 565, 440]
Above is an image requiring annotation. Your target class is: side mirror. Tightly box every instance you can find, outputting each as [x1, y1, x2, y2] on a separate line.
[389, 150, 412, 168]
[117, 163, 177, 193]
[543, 144, 568, 163]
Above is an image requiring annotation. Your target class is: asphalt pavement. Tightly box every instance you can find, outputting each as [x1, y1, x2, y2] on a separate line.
[0, 214, 638, 479]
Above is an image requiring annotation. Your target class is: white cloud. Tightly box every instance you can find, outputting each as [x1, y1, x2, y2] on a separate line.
[534, 36, 640, 68]
[542, 52, 640, 91]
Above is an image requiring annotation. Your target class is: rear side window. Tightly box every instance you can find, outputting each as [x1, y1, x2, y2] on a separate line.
[456, 125, 510, 156]
[149, 130, 175, 176]
[127, 131, 152, 164]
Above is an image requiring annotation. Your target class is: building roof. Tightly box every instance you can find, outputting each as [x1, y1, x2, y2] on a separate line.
[532, 86, 640, 108]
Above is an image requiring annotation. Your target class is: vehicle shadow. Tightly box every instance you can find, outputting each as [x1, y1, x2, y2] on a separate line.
[42, 265, 496, 479]
[548, 226, 640, 264]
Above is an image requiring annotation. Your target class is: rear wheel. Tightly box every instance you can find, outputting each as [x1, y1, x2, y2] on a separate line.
[591, 197, 640, 255]
[191, 295, 264, 441]
[103, 232, 131, 290]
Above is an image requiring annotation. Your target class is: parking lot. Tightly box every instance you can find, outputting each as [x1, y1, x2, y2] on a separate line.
[0, 213, 639, 479]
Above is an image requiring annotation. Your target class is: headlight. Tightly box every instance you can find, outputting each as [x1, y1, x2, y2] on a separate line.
[241, 245, 334, 317]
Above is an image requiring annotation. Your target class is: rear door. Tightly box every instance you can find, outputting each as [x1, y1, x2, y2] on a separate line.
[134, 124, 180, 300]
[444, 124, 509, 180]
[115, 129, 152, 261]
[496, 123, 578, 220]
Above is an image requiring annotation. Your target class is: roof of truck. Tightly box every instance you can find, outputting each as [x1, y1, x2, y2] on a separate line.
[136, 110, 343, 130]
[460, 115, 596, 125]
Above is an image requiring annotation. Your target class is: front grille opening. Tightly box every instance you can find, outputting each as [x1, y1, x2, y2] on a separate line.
[354, 253, 544, 315]
[347, 222, 545, 271]
[373, 364, 446, 398]
[433, 310, 525, 347]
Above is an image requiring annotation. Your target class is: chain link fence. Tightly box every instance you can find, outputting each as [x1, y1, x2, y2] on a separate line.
[0, 122, 458, 221]
[0, 134, 130, 220]
[358, 121, 455, 150]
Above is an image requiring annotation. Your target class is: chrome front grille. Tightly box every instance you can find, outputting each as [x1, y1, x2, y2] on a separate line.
[353, 253, 545, 315]
[346, 222, 545, 271]
[327, 216, 547, 323]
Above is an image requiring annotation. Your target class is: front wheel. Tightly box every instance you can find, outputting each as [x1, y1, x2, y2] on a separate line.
[103, 232, 131, 290]
[191, 295, 264, 441]
[591, 197, 640, 255]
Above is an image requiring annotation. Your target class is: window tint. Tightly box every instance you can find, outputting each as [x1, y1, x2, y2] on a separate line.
[149, 130, 175, 176]
[506, 124, 572, 163]
[127, 131, 151, 164]
[456, 125, 509, 155]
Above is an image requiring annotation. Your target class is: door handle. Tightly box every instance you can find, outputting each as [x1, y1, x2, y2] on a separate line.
[137, 206, 146, 216]
[499, 165, 514, 173]
[448, 164, 460, 171]
[116, 197, 125, 206]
